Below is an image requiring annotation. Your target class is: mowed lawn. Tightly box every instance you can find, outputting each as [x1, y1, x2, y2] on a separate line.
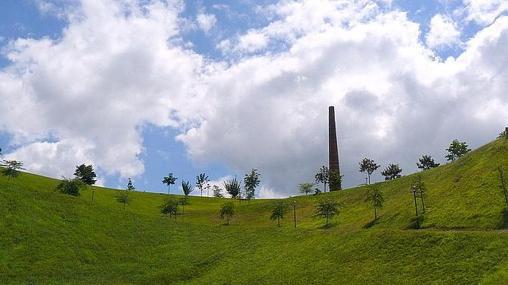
[1, 138, 508, 284]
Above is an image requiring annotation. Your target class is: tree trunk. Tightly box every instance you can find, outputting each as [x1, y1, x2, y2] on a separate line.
[277, 217, 280, 227]
[420, 194, 426, 213]
[293, 204, 297, 228]
[368, 174, 371, 185]
[374, 206, 377, 220]
[413, 191, 419, 229]
[92, 190, 95, 202]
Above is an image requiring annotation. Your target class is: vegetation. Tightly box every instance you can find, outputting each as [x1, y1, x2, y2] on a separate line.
[224, 177, 241, 199]
[365, 186, 384, 220]
[162, 173, 177, 194]
[196, 173, 210, 197]
[244, 169, 261, 200]
[314, 198, 340, 227]
[56, 178, 83, 196]
[219, 202, 235, 225]
[74, 164, 96, 185]
[212, 185, 224, 198]
[298, 182, 314, 196]
[412, 176, 427, 213]
[160, 198, 179, 219]
[182, 180, 193, 196]
[446, 139, 471, 161]
[498, 166, 508, 207]
[1, 159, 24, 180]
[381, 164, 402, 180]
[126, 178, 135, 191]
[416, 155, 440, 170]
[1, 139, 508, 284]
[328, 170, 342, 191]
[270, 201, 289, 227]
[359, 158, 380, 184]
[315, 165, 329, 192]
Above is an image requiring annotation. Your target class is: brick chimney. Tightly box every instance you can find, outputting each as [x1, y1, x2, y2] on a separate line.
[329, 106, 341, 190]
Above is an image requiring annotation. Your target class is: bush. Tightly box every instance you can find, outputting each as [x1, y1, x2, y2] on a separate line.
[56, 178, 84, 196]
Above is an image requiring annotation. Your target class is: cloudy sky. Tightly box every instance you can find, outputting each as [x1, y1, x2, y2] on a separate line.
[0, 0, 507, 197]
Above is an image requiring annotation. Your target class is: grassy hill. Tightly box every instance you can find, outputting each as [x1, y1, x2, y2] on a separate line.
[1, 138, 508, 284]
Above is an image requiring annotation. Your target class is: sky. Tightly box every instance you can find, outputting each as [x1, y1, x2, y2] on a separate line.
[0, 0, 507, 197]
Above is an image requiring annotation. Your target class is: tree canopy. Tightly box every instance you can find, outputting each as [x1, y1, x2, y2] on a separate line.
[417, 155, 440, 170]
[224, 177, 241, 199]
[74, 164, 97, 185]
[445, 139, 471, 161]
[381, 164, 402, 180]
[244, 169, 261, 199]
[359, 158, 380, 184]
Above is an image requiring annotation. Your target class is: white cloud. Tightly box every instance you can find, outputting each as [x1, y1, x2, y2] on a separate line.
[462, 0, 508, 25]
[196, 12, 217, 33]
[1, 0, 508, 197]
[426, 14, 461, 49]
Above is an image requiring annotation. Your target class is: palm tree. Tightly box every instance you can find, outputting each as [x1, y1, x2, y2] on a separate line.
[162, 173, 177, 194]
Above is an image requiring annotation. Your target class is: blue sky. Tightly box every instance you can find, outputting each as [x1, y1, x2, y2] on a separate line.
[0, 0, 507, 197]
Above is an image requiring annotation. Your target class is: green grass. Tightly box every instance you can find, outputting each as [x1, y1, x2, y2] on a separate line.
[1, 138, 508, 284]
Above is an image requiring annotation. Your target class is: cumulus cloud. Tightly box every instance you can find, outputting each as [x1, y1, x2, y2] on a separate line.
[1, 0, 508, 197]
[196, 12, 217, 33]
[426, 14, 461, 49]
[462, 0, 508, 25]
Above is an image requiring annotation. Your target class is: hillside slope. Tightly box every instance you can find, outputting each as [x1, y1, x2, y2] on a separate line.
[1, 138, 508, 284]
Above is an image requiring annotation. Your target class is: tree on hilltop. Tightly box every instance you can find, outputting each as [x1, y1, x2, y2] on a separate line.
[315, 166, 329, 192]
[224, 177, 241, 199]
[244, 169, 261, 200]
[416, 155, 440, 170]
[196, 173, 210, 197]
[381, 164, 402, 180]
[359, 158, 380, 184]
[162, 173, 177, 195]
[298, 182, 314, 196]
[74, 164, 96, 185]
[445, 139, 471, 161]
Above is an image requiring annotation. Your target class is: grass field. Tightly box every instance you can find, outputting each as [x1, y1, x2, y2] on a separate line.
[1, 138, 508, 284]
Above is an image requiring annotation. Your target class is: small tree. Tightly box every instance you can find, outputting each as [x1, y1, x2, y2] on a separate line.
[445, 139, 471, 161]
[244, 169, 261, 200]
[181, 180, 192, 196]
[328, 170, 342, 191]
[196, 173, 210, 197]
[497, 166, 508, 207]
[498, 128, 508, 139]
[162, 173, 177, 195]
[1, 160, 24, 180]
[381, 164, 402, 180]
[56, 178, 84, 196]
[315, 166, 329, 192]
[160, 198, 179, 220]
[298, 183, 314, 196]
[224, 177, 241, 199]
[126, 178, 135, 191]
[270, 201, 289, 227]
[365, 186, 384, 220]
[413, 175, 427, 213]
[212, 185, 224, 198]
[219, 202, 235, 225]
[416, 155, 440, 170]
[359, 158, 380, 184]
[74, 164, 97, 185]
[314, 198, 340, 227]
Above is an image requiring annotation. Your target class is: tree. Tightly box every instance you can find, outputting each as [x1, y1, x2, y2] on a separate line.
[314, 198, 340, 227]
[219, 202, 235, 225]
[498, 128, 508, 139]
[497, 166, 508, 207]
[224, 177, 241, 199]
[1, 160, 24, 180]
[381, 164, 402, 180]
[74, 164, 96, 185]
[416, 155, 440, 170]
[445, 139, 471, 161]
[270, 201, 289, 227]
[56, 178, 84, 196]
[315, 166, 329, 192]
[116, 179, 134, 209]
[126, 178, 135, 191]
[196, 173, 210, 197]
[298, 183, 314, 196]
[160, 198, 179, 220]
[329, 170, 342, 191]
[412, 175, 427, 213]
[359, 158, 380, 184]
[244, 169, 261, 200]
[162, 173, 177, 195]
[212, 185, 224, 198]
[182, 180, 192, 196]
[364, 186, 384, 220]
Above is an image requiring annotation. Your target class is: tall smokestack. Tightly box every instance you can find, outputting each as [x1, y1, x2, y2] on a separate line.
[329, 106, 341, 190]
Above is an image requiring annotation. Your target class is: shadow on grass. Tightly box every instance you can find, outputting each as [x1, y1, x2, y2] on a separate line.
[363, 218, 380, 229]
[317, 223, 336, 229]
[497, 208, 508, 229]
[406, 216, 424, 230]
